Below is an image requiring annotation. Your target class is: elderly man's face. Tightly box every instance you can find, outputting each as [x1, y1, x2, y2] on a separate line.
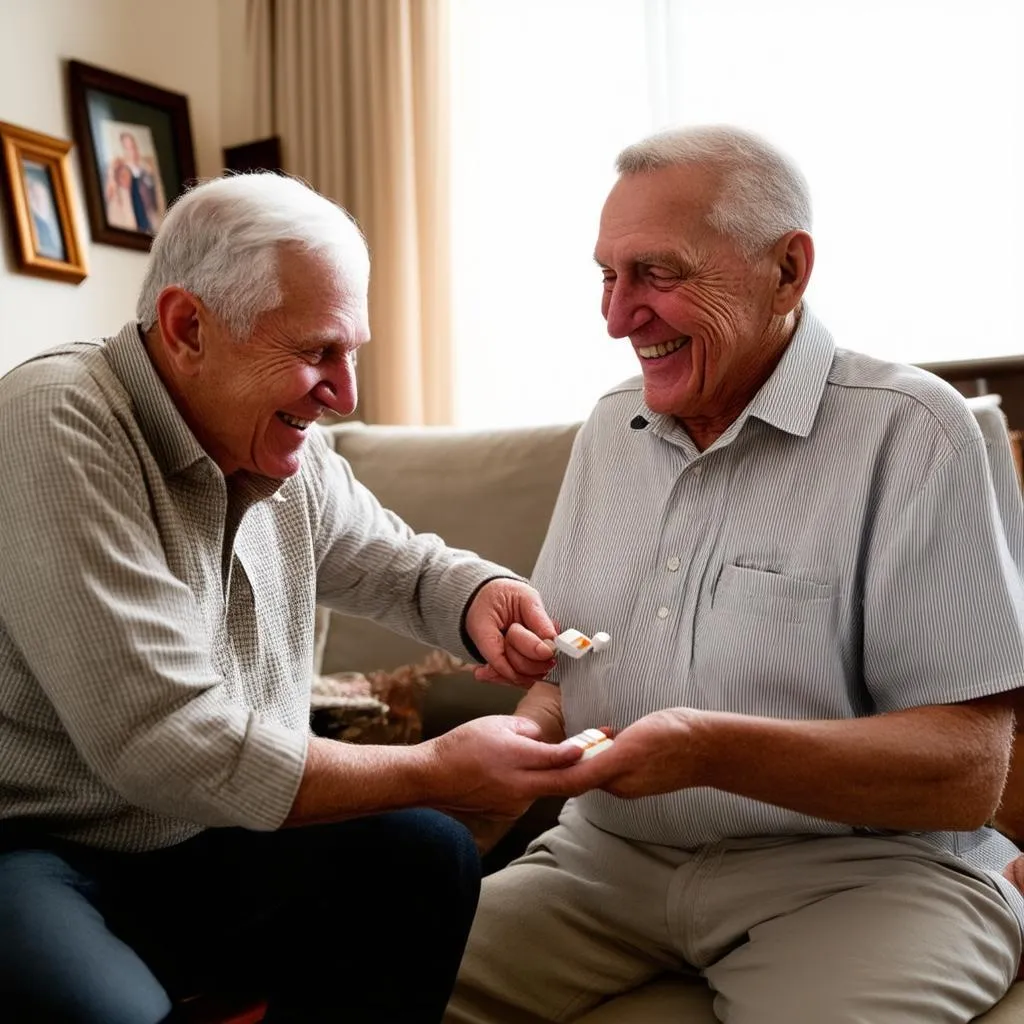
[189, 248, 369, 478]
[595, 165, 782, 428]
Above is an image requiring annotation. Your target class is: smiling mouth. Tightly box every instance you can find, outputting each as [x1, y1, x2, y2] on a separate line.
[277, 412, 314, 431]
[637, 337, 690, 360]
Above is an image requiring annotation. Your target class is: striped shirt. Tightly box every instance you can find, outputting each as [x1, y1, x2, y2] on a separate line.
[0, 323, 509, 852]
[534, 308, 1024, 884]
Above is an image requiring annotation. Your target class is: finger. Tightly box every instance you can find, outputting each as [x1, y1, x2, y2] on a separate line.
[508, 716, 545, 739]
[502, 643, 556, 680]
[505, 622, 557, 662]
[515, 590, 558, 644]
[521, 756, 619, 797]
[514, 737, 585, 770]
[473, 664, 535, 688]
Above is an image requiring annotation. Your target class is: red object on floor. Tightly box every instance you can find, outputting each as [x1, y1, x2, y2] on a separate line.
[175, 995, 268, 1023]
[218, 1007, 266, 1024]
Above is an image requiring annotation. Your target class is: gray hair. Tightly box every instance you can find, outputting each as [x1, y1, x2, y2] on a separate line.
[136, 173, 368, 336]
[615, 125, 812, 256]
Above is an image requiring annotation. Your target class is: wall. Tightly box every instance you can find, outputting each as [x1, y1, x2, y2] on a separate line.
[219, 0, 268, 151]
[0, 0, 222, 375]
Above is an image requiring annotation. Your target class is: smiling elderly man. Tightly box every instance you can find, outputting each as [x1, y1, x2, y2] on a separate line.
[445, 126, 1024, 1024]
[0, 173, 592, 1024]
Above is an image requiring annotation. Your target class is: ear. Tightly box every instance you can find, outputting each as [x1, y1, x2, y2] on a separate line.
[771, 230, 814, 316]
[154, 286, 205, 376]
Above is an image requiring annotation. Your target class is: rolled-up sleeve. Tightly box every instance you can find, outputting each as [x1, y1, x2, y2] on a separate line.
[308, 431, 517, 663]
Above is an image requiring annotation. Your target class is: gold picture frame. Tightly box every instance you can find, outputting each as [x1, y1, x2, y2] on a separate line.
[0, 121, 88, 284]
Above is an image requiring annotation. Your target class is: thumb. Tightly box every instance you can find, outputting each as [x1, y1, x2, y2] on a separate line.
[510, 719, 583, 768]
[509, 716, 545, 739]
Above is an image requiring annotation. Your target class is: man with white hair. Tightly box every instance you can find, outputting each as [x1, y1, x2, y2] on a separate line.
[0, 173, 595, 1023]
[446, 126, 1024, 1023]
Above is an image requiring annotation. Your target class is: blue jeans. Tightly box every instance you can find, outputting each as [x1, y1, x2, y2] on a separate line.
[0, 809, 480, 1022]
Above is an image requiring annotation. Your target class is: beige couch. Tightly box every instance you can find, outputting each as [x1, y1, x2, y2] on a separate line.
[316, 419, 1024, 1023]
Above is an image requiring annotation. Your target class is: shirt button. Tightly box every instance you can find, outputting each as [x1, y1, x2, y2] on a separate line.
[666, 556, 681, 572]
[692, 465, 703, 478]
[657, 606, 670, 619]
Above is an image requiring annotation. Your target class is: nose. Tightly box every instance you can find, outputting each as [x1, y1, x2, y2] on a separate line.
[603, 279, 653, 340]
[312, 353, 358, 417]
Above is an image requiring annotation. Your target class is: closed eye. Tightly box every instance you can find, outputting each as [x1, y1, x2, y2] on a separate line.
[643, 265, 682, 283]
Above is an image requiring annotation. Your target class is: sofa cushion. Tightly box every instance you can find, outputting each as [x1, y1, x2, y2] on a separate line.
[317, 421, 580, 674]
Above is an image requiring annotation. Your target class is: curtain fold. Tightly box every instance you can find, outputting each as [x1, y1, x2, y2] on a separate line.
[244, 0, 453, 425]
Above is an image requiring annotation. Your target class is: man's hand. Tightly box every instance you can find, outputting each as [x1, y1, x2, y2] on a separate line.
[554, 708, 705, 799]
[421, 714, 585, 817]
[464, 579, 557, 686]
[447, 681, 569, 854]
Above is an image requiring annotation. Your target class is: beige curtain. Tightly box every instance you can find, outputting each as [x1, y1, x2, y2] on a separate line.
[244, 0, 453, 426]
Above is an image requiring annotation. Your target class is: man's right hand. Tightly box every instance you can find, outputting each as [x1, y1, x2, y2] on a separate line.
[420, 714, 583, 818]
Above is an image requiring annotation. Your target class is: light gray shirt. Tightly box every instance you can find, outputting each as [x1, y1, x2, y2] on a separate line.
[0, 323, 507, 852]
[534, 309, 1024, 883]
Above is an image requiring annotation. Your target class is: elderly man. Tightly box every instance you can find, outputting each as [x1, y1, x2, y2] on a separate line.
[0, 173, 591, 1023]
[446, 126, 1024, 1023]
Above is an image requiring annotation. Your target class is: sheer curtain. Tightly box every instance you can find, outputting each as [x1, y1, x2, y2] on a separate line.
[244, 0, 454, 425]
[449, 0, 1024, 428]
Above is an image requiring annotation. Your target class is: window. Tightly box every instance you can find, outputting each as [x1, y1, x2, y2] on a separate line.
[449, 0, 1024, 427]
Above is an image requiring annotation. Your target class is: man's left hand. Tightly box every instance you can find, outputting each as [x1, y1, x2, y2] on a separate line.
[464, 579, 557, 686]
[583, 708, 706, 798]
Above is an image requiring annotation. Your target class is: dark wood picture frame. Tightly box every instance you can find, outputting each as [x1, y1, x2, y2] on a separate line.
[223, 136, 284, 176]
[0, 120, 88, 284]
[67, 60, 197, 252]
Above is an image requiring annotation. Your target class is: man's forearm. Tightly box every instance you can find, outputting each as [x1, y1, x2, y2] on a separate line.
[693, 698, 1013, 831]
[515, 681, 566, 742]
[283, 737, 433, 827]
[994, 733, 1024, 842]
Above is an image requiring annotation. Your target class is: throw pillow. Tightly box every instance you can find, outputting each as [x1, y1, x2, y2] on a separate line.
[312, 649, 469, 745]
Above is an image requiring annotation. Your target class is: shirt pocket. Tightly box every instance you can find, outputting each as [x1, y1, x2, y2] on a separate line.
[712, 563, 831, 621]
[692, 563, 842, 715]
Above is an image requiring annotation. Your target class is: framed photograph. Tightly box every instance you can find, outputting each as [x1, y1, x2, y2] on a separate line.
[223, 136, 284, 176]
[0, 121, 88, 283]
[67, 59, 197, 251]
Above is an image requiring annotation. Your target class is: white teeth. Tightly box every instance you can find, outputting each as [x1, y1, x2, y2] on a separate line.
[638, 337, 687, 360]
[279, 413, 312, 429]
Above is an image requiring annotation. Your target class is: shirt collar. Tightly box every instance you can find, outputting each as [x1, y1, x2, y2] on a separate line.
[102, 321, 211, 476]
[633, 304, 836, 448]
[743, 304, 835, 438]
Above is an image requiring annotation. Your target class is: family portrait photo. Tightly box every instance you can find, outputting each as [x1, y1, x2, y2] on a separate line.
[100, 120, 167, 234]
[68, 60, 195, 251]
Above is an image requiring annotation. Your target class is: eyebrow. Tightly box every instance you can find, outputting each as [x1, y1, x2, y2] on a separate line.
[592, 251, 688, 271]
[633, 250, 686, 269]
[299, 331, 347, 347]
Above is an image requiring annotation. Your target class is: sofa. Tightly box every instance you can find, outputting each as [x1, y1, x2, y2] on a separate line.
[313, 412, 1024, 1023]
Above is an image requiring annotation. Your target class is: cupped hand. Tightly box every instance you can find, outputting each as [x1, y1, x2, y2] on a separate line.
[423, 714, 583, 817]
[553, 708, 707, 799]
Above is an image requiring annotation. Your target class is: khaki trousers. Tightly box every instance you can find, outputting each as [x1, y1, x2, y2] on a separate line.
[446, 803, 1020, 1024]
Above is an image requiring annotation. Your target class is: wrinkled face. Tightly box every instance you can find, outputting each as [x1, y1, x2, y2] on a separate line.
[595, 165, 782, 425]
[189, 248, 370, 478]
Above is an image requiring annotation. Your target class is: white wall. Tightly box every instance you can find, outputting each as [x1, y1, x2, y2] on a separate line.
[219, 0, 265, 150]
[0, 0, 222, 375]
